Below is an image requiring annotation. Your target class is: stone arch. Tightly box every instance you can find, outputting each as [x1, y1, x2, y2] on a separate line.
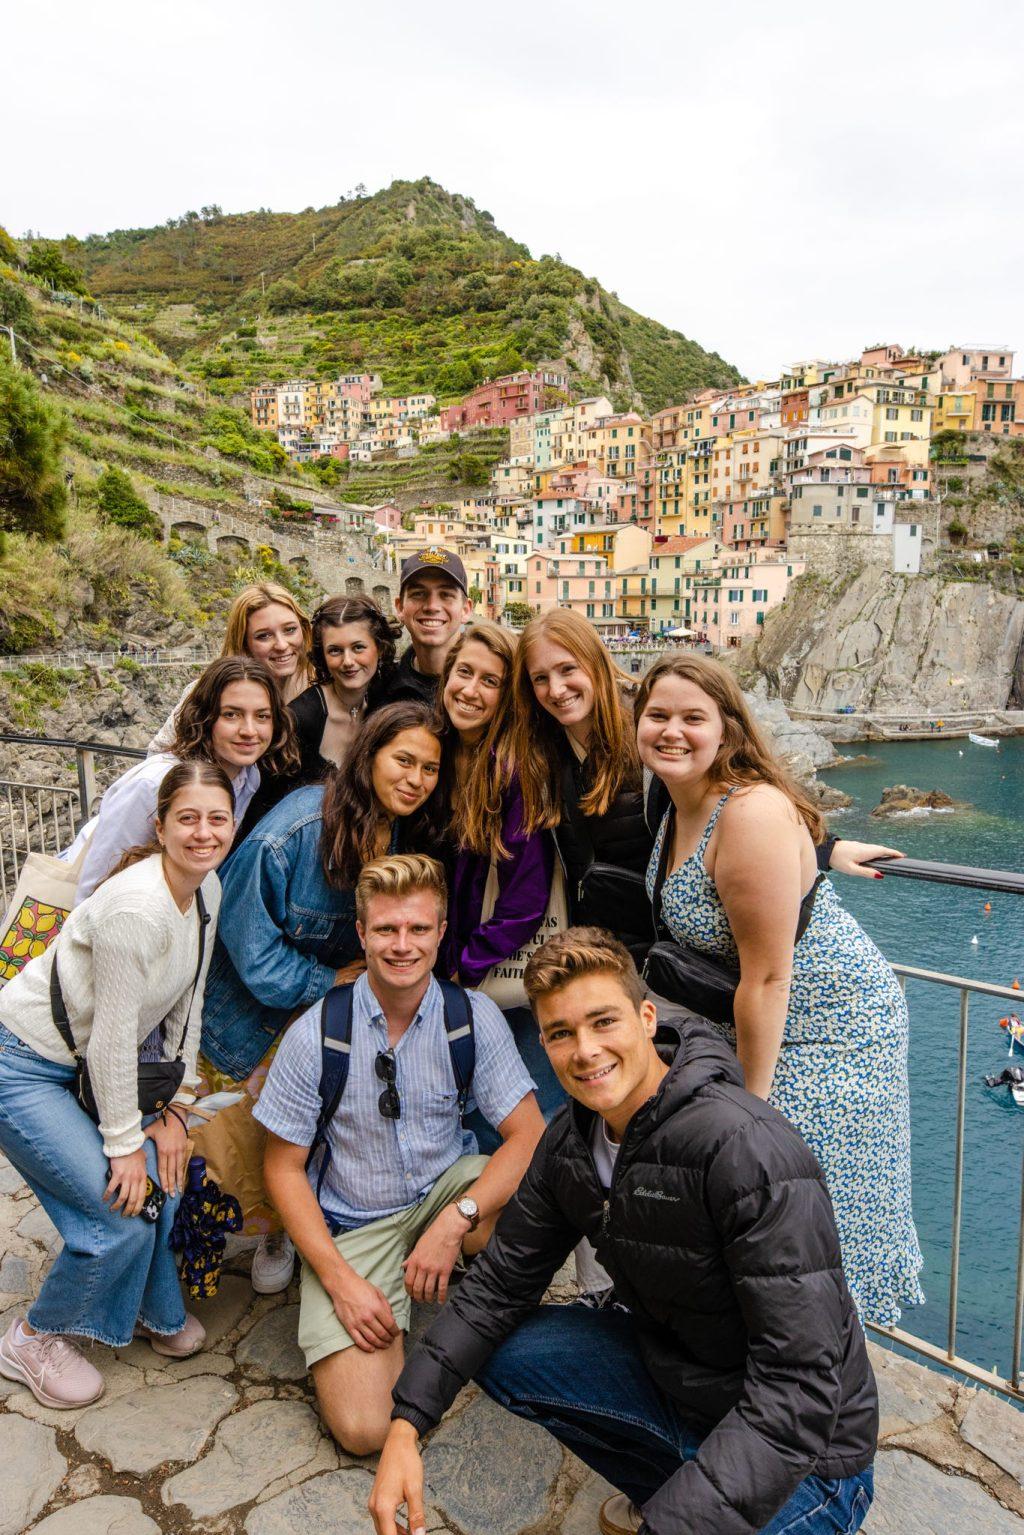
[170, 519, 207, 542]
[345, 576, 365, 596]
[289, 556, 311, 572]
[217, 535, 250, 557]
[373, 585, 391, 609]
[265, 545, 280, 560]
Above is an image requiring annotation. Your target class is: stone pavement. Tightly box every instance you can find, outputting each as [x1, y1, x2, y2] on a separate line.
[2, 1154, 1024, 1535]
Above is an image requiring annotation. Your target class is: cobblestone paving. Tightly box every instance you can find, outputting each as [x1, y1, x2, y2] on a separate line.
[2, 1155, 1024, 1534]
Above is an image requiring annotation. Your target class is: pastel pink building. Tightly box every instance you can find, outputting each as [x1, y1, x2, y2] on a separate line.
[371, 503, 402, 531]
[440, 368, 570, 432]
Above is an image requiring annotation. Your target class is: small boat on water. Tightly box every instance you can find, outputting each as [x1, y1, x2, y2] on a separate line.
[985, 1065, 1024, 1107]
[969, 731, 999, 747]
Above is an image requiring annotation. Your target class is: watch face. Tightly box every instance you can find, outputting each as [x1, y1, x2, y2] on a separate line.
[458, 1197, 478, 1218]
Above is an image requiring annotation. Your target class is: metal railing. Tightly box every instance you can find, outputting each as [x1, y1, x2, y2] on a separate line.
[0, 781, 81, 905]
[874, 963, 1024, 1401]
[0, 734, 145, 903]
[0, 647, 211, 673]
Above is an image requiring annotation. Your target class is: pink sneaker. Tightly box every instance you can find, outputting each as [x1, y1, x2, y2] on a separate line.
[135, 1313, 206, 1358]
[0, 1318, 104, 1409]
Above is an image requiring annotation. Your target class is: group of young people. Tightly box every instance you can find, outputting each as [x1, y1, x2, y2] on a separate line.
[0, 545, 921, 1534]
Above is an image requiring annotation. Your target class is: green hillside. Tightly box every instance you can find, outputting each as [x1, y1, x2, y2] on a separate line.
[0, 265, 324, 653]
[59, 179, 743, 413]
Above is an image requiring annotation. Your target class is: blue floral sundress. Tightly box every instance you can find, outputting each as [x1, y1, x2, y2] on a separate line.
[648, 790, 924, 1325]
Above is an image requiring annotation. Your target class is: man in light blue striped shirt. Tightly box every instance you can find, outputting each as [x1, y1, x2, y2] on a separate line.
[258, 854, 545, 1456]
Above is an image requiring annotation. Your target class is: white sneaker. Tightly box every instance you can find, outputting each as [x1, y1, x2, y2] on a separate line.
[251, 1232, 295, 1294]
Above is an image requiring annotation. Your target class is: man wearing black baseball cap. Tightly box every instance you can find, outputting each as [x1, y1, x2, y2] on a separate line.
[376, 546, 473, 709]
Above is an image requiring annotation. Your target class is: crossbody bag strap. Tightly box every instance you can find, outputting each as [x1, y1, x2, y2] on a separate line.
[650, 806, 675, 943]
[172, 885, 211, 1064]
[49, 955, 83, 1063]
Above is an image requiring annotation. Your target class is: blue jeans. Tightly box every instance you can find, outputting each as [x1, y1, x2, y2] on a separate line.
[0, 1023, 186, 1345]
[476, 1306, 874, 1535]
[468, 1006, 565, 1154]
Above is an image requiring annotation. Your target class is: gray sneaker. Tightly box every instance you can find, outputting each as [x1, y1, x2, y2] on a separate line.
[251, 1231, 295, 1294]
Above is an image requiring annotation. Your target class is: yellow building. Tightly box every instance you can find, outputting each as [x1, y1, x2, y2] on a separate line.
[579, 413, 652, 481]
[564, 523, 652, 573]
[928, 389, 973, 434]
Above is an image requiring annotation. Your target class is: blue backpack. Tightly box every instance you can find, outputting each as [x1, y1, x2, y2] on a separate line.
[304, 979, 476, 1213]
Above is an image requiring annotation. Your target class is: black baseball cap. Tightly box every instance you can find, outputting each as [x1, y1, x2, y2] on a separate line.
[399, 546, 469, 595]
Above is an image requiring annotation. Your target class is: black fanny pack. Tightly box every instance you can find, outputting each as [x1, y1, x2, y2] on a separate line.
[50, 887, 209, 1123]
[643, 810, 822, 1025]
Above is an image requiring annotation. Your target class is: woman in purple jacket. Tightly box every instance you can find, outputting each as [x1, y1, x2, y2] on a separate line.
[435, 623, 563, 1143]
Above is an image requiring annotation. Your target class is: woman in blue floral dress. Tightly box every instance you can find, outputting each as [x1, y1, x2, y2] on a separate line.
[635, 653, 923, 1325]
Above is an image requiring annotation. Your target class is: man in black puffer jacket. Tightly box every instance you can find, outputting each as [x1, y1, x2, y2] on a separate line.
[369, 928, 877, 1535]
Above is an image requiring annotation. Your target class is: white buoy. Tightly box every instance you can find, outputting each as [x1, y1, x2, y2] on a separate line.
[958, 749, 964, 756]
[971, 935, 979, 945]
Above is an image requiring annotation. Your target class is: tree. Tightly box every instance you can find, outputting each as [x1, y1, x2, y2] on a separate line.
[503, 602, 534, 626]
[265, 279, 305, 313]
[25, 242, 87, 295]
[0, 358, 67, 540]
[95, 466, 162, 540]
[468, 583, 483, 605]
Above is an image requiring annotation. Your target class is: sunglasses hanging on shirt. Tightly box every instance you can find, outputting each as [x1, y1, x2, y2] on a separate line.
[374, 1048, 401, 1120]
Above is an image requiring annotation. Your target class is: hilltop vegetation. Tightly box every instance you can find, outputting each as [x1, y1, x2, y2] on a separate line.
[60, 179, 742, 412]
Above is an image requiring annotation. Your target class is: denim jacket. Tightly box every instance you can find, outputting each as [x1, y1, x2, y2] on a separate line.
[200, 784, 361, 1079]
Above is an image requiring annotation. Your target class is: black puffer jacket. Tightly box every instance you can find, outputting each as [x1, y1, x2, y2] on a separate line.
[393, 1024, 877, 1535]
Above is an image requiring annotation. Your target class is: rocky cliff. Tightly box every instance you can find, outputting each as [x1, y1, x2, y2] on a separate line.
[751, 570, 1024, 713]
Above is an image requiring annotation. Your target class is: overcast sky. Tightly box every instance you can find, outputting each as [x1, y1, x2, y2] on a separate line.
[7, 0, 1023, 380]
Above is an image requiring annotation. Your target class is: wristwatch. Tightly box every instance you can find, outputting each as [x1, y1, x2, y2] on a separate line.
[452, 1196, 480, 1232]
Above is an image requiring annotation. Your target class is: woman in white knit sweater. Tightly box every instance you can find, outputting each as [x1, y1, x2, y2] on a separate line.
[0, 761, 233, 1411]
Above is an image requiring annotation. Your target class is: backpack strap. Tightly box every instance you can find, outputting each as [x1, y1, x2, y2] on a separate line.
[437, 978, 475, 1116]
[305, 983, 355, 1205]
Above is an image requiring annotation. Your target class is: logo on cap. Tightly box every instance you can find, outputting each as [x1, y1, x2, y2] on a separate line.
[418, 546, 450, 565]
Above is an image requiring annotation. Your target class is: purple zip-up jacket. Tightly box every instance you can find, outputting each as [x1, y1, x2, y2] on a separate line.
[440, 770, 554, 990]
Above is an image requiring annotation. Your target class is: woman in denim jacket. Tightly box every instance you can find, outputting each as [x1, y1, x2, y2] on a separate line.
[201, 702, 445, 1081]
[198, 702, 445, 1293]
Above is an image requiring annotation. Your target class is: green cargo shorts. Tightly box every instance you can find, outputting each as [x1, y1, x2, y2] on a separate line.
[298, 1154, 489, 1368]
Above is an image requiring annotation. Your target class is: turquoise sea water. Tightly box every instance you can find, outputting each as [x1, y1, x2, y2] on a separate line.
[824, 736, 1024, 1377]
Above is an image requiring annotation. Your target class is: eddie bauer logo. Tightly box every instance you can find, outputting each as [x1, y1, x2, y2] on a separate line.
[635, 1187, 679, 1202]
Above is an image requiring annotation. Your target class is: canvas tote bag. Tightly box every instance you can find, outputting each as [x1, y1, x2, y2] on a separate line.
[478, 859, 569, 1010]
[0, 842, 89, 989]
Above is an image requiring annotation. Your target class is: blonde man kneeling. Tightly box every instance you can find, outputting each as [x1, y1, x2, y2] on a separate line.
[256, 854, 543, 1454]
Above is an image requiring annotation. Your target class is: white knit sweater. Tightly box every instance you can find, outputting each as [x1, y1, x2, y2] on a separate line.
[0, 854, 221, 1158]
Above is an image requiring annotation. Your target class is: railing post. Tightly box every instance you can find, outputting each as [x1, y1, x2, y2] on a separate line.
[1013, 1141, 1024, 1391]
[76, 749, 97, 823]
[947, 987, 971, 1360]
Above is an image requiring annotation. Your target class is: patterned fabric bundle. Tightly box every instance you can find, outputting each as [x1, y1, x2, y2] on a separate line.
[170, 1155, 243, 1300]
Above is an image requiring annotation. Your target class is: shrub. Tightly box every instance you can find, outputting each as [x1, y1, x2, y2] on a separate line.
[0, 225, 20, 268]
[0, 276, 37, 337]
[95, 466, 162, 540]
[0, 359, 67, 540]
